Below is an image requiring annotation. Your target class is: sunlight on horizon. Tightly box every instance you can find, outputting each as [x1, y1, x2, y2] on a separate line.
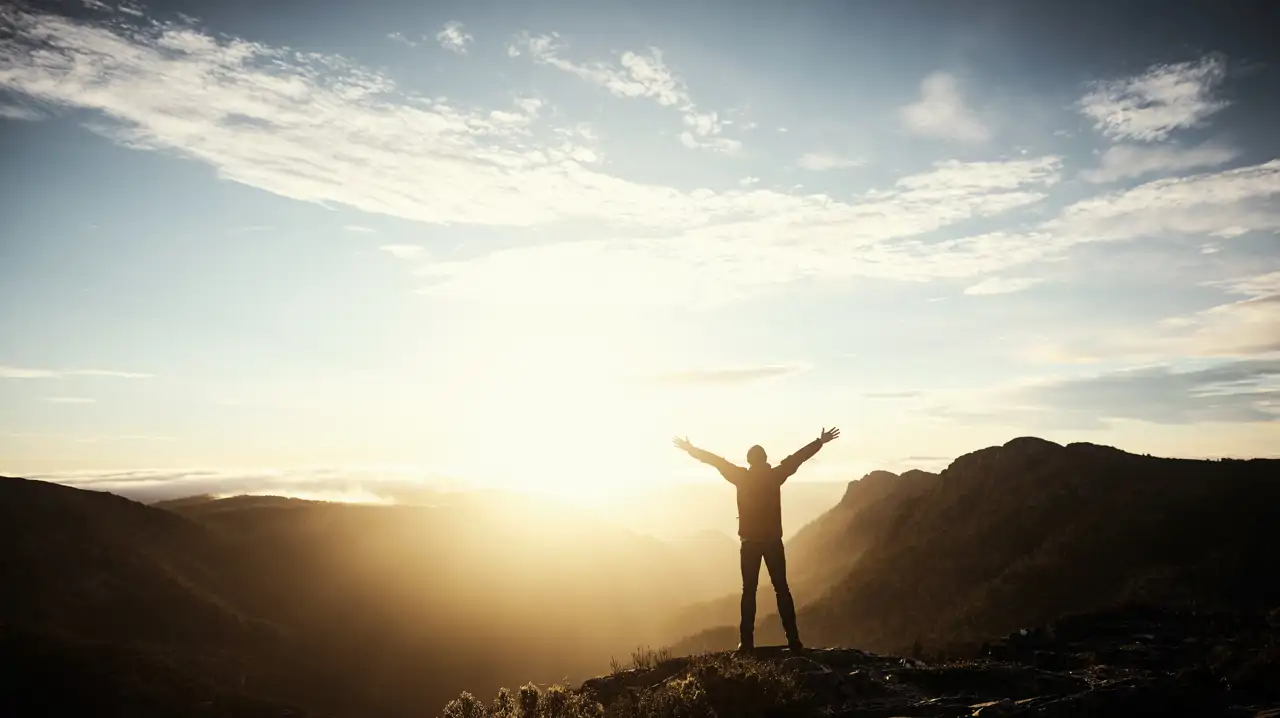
[427, 308, 698, 499]
[211, 487, 397, 504]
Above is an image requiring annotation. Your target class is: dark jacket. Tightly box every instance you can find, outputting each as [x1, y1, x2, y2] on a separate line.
[687, 439, 824, 540]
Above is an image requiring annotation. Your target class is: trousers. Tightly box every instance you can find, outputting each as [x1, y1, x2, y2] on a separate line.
[739, 537, 800, 643]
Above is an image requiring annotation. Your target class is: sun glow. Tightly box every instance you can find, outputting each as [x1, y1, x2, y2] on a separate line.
[431, 309, 684, 502]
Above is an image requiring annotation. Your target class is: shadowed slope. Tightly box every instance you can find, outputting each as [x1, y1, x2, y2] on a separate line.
[671, 438, 1280, 655]
[801, 438, 1280, 653]
[0, 477, 742, 717]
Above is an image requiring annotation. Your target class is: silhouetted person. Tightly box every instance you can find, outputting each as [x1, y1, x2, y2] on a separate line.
[673, 427, 840, 653]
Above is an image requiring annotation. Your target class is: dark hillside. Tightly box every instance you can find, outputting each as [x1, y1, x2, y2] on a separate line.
[0, 477, 271, 648]
[800, 438, 1280, 653]
[0, 477, 743, 717]
[658, 467, 937, 644]
[671, 438, 1280, 656]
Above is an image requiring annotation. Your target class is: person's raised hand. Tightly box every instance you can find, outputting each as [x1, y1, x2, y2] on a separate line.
[820, 427, 841, 444]
[672, 436, 694, 452]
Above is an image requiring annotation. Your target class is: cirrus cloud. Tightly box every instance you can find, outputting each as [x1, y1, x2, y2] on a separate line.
[1080, 142, 1240, 184]
[900, 71, 991, 143]
[1, 365, 153, 379]
[963, 277, 1043, 296]
[946, 358, 1280, 428]
[3, 6, 1270, 317]
[436, 21, 472, 54]
[632, 362, 811, 387]
[797, 152, 866, 171]
[1078, 55, 1229, 143]
[507, 31, 740, 153]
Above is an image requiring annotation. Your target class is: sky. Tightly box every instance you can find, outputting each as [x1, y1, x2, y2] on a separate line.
[2, 0, 1279, 505]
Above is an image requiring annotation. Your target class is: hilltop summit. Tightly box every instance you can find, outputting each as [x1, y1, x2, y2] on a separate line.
[440, 606, 1279, 717]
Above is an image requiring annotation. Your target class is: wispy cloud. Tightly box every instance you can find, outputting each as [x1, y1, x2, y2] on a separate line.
[1048, 160, 1280, 243]
[797, 152, 865, 171]
[417, 156, 1064, 307]
[5, 4, 1269, 317]
[1, 365, 152, 379]
[0, 101, 44, 120]
[71, 369, 154, 378]
[507, 32, 739, 153]
[635, 363, 810, 386]
[343, 225, 376, 233]
[509, 32, 685, 105]
[30, 466, 439, 503]
[2, 432, 170, 442]
[679, 129, 741, 154]
[0, 9, 625, 228]
[436, 21, 472, 54]
[739, 176, 761, 187]
[900, 72, 990, 143]
[964, 276, 1042, 295]
[953, 359, 1280, 428]
[1146, 274, 1280, 359]
[1, 366, 60, 379]
[1208, 270, 1280, 299]
[1080, 142, 1239, 183]
[1078, 55, 1228, 142]
[862, 391, 921, 399]
[849, 157, 1280, 299]
[0, 4, 1074, 302]
[387, 31, 418, 48]
[380, 244, 424, 259]
[1028, 269, 1280, 364]
[74, 434, 172, 443]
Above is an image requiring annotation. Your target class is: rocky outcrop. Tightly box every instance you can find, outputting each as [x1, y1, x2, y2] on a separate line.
[560, 607, 1280, 718]
[795, 439, 1280, 654]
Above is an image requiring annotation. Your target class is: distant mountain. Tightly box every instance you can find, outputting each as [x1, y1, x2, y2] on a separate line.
[656, 468, 937, 643]
[784, 467, 938, 595]
[136, 480, 848, 544]
[8, 435, 1278, 717]
[0, 476, 271, 649]
[0, 477, 744, 718]
[673, 437, 1280, 655]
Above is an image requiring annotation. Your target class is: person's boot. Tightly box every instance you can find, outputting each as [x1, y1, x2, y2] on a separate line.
[778, 588, 803, 652]
[739, 588, 756, 654]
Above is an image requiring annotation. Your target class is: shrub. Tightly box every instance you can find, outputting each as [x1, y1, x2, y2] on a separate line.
[440, 682, 604, 718]
[441, 653, 817, 718]
[610, 645, 674, 674]
[605, 654, 817, 718]
[442, 691, 488, 718]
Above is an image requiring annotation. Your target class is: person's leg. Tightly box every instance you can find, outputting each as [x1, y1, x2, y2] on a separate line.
[739, 539, 764, 650]
[763, 538, 802, 649]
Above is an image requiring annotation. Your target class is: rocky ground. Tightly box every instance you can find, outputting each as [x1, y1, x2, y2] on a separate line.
[572, 606, 1280, 718]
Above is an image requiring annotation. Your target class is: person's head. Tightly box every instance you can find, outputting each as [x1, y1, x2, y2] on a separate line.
[746, 444, 767, 467]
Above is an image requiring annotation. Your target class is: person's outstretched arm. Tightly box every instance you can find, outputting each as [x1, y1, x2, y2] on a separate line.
[777, 427, 840, 482]
[673, 436, 744, 484]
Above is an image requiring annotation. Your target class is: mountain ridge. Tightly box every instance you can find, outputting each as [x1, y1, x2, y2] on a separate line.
[0, 474, 755, 717]
[4, 435, 1278, 717]
[671, 436, 1280, 656]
